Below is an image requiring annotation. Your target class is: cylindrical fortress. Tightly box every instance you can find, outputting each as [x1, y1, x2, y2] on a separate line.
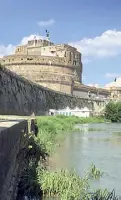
[1, 39, 83, 94]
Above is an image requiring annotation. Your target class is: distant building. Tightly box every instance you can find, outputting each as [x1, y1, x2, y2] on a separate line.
[105, 77, 121, 99]
[49, 106, 92, 117]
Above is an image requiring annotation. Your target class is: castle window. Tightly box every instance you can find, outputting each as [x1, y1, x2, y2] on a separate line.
[27, 58, 33, 60]
[69, 52, 71, 61]
[74, 54, 77, 59]
[64, 51, 66, 57]
[35, 40, 37, 46]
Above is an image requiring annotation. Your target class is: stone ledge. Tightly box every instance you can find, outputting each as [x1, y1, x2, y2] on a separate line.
[1, 55, 80, 69]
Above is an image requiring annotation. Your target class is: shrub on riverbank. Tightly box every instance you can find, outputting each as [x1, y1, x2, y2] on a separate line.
[105, 102, 121, 122]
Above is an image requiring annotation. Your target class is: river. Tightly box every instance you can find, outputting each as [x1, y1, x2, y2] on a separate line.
[48, 123, 121, 196]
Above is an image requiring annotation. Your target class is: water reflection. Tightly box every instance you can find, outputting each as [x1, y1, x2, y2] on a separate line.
[49, 123, 121, 196]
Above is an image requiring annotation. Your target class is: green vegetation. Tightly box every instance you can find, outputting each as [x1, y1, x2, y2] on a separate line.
[105, 101, 121, 122]
[37, 164, 104, 200]
[37, 168, 90, 200]
[86, 163, 103, 179]
[88, 128, 105, 131]
[36, 116, 107, 155]
[113, 131, 121, 136]
[54, 115, 108, 124]
[17, 116, 113, 200]
[92, 188, 110, 199]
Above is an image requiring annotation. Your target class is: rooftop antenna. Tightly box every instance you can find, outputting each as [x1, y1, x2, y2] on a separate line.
[45, 29, 50, 41]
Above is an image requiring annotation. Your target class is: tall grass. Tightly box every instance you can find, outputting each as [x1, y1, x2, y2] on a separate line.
[36, 163, 104, 200]
[86, 163, 103, 179]
[37, 167, 90, 200]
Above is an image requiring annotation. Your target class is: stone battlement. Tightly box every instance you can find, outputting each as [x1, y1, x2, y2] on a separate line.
[1, 55, 78, 68]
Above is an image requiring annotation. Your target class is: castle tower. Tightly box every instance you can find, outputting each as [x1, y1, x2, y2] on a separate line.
[0, 38, 82, 95]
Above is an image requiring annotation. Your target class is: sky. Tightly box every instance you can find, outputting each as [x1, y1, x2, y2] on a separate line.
[1, 0, 121, 87]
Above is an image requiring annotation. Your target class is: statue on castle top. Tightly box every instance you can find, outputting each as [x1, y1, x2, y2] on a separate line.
[33, 36, 37, 40]
[46, 30, 50, 40]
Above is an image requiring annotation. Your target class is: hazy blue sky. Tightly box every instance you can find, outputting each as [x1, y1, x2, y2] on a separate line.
[1, 0, 121, 86]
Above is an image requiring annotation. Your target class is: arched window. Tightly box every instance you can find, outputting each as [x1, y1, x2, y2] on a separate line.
[69, 52, 71, 61]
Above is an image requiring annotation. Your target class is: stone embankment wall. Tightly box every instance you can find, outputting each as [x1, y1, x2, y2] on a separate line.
[0, 120, 28, 200]
[0, 65, 104, 116]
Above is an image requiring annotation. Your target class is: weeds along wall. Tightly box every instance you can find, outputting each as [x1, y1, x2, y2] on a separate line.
[0, 66, 104, 116]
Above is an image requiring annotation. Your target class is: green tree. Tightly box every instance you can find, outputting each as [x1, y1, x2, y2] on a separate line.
[116, 102, 121, 122]
[105, 101, 121, 122]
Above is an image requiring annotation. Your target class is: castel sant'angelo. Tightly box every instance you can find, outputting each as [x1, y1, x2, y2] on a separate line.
[0, 32, 121, 99]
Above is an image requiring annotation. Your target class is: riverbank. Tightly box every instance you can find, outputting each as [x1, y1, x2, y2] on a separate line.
[17, 116, 112, 200]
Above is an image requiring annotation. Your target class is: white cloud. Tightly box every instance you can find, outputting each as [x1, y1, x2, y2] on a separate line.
[0, 44, 16, 57]
[105, 73, 121, 78]
[69, 29, 121, 59]
[87, 84, 100, 88]
[37, 19, 55, 27]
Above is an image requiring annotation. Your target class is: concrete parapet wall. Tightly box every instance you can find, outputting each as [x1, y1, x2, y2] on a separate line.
[0, 120, 28, 200]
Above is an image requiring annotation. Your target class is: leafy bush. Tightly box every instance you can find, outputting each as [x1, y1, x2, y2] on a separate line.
[105, 101, 121, 122]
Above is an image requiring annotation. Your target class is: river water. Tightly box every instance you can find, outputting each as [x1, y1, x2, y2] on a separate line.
[48, 123, 121, 196]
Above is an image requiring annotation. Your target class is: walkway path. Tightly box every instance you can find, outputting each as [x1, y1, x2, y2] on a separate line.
[0, 119, 24, 132]
[0, 115, 36, 133]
